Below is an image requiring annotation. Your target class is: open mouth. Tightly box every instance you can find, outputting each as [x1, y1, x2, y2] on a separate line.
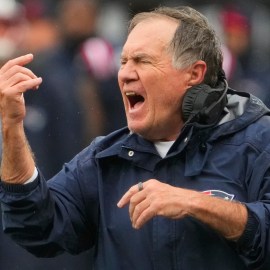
[126, 91, 145, 109]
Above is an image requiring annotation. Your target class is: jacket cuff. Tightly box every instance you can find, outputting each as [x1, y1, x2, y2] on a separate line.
[0, 176, 40, 193]
[237, 206, 259, 252]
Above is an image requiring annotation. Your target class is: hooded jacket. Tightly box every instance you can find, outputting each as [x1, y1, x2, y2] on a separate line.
[1, 89, 270, 270]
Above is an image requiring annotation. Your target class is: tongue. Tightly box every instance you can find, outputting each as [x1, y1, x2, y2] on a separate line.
[133, 101, 144, 109]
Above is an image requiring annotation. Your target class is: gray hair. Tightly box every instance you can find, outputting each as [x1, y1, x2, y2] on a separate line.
[128, 6, 223, 86]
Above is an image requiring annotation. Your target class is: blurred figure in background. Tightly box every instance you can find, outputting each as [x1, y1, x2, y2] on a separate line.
[0, 0, 26, 62]
[220, 6, 251, 82]
[219, 4, 270, 107]
[21, 0, 59, 53]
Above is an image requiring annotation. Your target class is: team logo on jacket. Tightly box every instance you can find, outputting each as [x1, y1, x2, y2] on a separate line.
[202, 190, 235, 201]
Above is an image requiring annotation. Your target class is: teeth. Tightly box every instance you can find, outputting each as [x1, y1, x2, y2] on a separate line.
[125, 91, 137, 96]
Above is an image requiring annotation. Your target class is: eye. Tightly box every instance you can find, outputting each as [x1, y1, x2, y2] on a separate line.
[120, 57, 127, 65]
[140, 60, 150, 64]
[134, 56, 150, 64]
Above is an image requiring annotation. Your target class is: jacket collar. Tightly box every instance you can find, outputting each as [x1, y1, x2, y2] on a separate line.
[96, 130, 161, 171]
[183, 90, 270, 176]
[95, 90, 270, 174]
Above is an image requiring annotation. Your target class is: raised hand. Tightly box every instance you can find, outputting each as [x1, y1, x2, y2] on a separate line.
[0, 54, 42, 125]
[0, 54, 42, 184]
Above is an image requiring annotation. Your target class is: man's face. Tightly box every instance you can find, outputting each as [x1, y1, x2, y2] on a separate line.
[118, 17, 190, 141]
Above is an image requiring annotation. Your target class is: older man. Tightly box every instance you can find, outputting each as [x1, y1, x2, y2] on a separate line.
[0, 6, 269, 270]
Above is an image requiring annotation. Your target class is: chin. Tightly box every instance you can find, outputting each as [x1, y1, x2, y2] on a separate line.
[128, 127, 155, 141]
[128, 124, 146, 136]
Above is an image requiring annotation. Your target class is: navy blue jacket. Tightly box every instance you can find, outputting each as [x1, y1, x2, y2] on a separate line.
[1, 90, 270, 269]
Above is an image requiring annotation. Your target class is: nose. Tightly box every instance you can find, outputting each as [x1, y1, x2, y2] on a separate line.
[118, 61, 138, 85]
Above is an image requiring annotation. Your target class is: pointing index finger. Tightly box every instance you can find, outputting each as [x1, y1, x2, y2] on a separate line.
[1, 54, 34, 73]
[117, 185, 138, 208]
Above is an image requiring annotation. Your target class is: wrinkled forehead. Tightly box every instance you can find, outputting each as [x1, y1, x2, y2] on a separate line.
[128, 15, 179, 39]
[128, 13, 180, 33]
[122, 17, 179, 55]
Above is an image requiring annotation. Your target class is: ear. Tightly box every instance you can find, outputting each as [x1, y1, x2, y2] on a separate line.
[187, 60, 207, 87]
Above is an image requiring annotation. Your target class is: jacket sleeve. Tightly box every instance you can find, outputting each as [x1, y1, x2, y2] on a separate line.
[236, 149, 270, 270]
[0, 144, 99, 258]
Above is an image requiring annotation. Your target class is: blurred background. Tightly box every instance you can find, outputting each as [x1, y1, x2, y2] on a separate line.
[0, 0, 269, 269]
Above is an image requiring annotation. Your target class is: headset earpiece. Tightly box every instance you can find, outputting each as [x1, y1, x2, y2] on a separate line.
[182, 77, 228, 127]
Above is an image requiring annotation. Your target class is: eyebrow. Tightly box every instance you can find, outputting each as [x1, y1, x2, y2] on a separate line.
[120, 52, 154, 62]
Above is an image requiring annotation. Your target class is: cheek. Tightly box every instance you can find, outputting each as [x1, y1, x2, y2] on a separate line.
[152, 83, 181, 107]
[142, 69, 184, 106]
[149, 92, 180, 123]
[157, 91, 183, 123]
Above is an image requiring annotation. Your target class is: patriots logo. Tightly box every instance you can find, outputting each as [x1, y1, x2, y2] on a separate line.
[202, 190, 235, 201]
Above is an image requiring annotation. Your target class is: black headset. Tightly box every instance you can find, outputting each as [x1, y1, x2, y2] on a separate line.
[182, 69, 228, 127]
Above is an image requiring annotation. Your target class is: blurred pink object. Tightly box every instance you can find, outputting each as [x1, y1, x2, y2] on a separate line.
[80, 37, 117, 80]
